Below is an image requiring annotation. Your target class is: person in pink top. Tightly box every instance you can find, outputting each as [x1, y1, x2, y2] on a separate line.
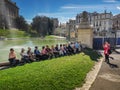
[103, 41, 110, 63]
[41, 46, 49, 60]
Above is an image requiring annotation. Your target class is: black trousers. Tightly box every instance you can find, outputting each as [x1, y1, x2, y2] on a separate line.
[105, 54, 109, 63]
[41, 54, 49, 60]
[36, 55, 42, 61]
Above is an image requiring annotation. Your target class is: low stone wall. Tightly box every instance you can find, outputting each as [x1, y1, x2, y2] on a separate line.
[0, 62, 10, 67]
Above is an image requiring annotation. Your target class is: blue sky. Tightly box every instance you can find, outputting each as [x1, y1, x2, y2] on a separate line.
[13, 0, 120, 23]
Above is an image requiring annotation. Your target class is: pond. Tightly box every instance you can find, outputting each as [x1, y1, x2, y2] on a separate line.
[0, 38, 67, 63]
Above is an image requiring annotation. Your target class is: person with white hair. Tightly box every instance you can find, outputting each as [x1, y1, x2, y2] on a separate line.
[20, 48, 30, 63]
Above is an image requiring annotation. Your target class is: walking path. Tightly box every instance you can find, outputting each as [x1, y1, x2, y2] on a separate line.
[90, 51, 120, 90]
[75, 58, 103, 90]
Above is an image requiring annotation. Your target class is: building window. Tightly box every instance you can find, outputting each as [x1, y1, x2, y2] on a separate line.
[94, 23, 95, 27]
[99, 21, 101, 26]
[97, 28, 99, 31]
[96, 22, 98, 26]
[104, 27, 106, 30]
[104, 21, 106, 25]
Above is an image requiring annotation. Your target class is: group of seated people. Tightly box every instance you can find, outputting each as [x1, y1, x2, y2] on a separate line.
[8, 42, 82, 67]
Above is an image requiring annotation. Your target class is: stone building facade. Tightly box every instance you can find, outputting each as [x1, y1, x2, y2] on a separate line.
[91, 11, 113, 36]
[66, 11, 113, 39]
[112, 14, 120, 37]
[112, 14, 120, 30]
[76, 11, 113, 36]
[0, 0, 19, 29]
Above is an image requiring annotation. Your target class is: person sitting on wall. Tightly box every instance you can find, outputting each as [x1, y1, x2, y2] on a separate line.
[75, 42, 80, 54]
[78, 41, 82, 52]
[63, 44, 68, 56]
[59, 44, 65, 56]
[51, 45, 58, 58]
[41, 46, 49, 60]
[27, 47, 35, 62]
[8, 48, 19, 66]
[34, 46, 41, 61]
[54, 44, 60, 57]
[67, 43, 74, 55]
[45, 45, 53, 59]
[70, 42, 76, 54]
[64, 44, 70, 55]
[20, 48, 30, 63]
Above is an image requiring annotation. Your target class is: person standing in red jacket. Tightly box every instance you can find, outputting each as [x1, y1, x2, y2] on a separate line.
[103, 41, 110, 63]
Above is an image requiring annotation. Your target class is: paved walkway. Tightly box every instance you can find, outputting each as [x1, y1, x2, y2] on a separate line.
[90, 52, 120, 90]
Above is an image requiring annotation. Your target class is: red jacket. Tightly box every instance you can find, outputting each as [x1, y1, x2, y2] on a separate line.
[103, 44, 110, 55]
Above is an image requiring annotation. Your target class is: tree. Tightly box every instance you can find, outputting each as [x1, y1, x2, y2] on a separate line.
[31, 16, 54, 37]
[15, 15, 29, 31]
[31, 16, 42, 36]
[48, 19, 54, 35]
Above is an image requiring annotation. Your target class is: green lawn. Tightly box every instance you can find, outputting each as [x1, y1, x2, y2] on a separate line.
[6, 29, 29, 38]
[0, 29, 29, 38]
[0, 50, 100, 90]
[0, 29, 9, 37]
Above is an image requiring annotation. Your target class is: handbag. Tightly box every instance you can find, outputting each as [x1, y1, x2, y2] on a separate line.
[108, 49, 112, 54]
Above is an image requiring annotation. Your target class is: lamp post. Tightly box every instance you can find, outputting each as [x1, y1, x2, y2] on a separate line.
[114, 29, 117, 49]
[112, 22, 118, 50]
[103, 29, 106, 43]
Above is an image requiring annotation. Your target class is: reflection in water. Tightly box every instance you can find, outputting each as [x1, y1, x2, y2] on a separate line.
[0, 38, 66, 62]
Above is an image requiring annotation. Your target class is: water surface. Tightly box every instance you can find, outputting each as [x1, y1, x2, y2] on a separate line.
[0, 38, 66, 62]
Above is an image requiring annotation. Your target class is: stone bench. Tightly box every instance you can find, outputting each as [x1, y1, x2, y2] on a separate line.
[0, 62, 10, 67]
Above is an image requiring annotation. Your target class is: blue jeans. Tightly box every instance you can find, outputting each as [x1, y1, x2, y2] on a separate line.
[9, 58, 19, 66]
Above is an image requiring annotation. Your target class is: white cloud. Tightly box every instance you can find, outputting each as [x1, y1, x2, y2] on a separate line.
[61, 4, 119, 10]
[103, 0, 117, 3]
[61, 4, 89, 9]
[117, 6, 120, 10]
[61, 5, 81, 9]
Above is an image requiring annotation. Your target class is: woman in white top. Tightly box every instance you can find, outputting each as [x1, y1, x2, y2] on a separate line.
[20, 48, 30, 63]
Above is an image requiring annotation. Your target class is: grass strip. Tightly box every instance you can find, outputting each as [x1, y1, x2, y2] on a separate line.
[0, 50, 99, 90]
